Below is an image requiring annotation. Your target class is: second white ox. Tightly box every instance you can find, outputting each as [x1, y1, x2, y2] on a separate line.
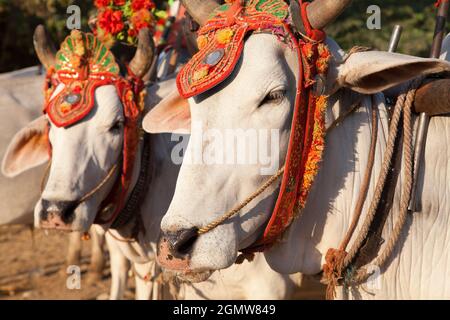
[0, 66, 106, 279]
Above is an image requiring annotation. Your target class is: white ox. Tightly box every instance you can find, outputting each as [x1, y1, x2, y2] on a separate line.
[0, 66, 106, 277]
[2, 28, 310, 300]
[143, 0, 450, 299]
[0, 66, 45, 226]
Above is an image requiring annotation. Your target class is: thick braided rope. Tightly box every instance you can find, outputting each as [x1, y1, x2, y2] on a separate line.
[197, 166, 285, 235]
[341, 89, 407, 268]
[353, 78, 421, 283]
[323, 98, 380, 300]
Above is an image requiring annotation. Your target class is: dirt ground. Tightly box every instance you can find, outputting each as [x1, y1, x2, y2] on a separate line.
[0, 225, 325, 300]
[0, 225, 137, 300]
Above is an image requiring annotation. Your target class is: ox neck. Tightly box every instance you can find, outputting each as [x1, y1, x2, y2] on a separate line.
[240, 88, 364, 253]
[108, 134, 150, 233]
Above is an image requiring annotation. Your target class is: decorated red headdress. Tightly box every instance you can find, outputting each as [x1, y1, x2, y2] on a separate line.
[45, 31, 122, 127]
[44, 30, 145, 225]
[176, 0, 331, 251]
[177, 0, 291, 98]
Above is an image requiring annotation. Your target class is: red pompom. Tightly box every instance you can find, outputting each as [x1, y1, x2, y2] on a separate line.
[98, 9, 125, 35]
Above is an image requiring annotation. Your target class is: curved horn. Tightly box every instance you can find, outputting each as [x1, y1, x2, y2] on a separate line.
[33, 25, 56, 70]
[307, 0, 352, 30]
[180, 0, 222, 26]
[129, 28, 155, 79]
[88, 15, 97, 33]
[289, 0, 305, 33]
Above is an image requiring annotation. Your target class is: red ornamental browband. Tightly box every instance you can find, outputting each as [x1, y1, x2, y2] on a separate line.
[45, 75, 117, 128]
[177, 0, 292, 99]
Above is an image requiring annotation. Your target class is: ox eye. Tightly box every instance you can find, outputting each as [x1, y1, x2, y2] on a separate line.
[109, 120, 124, 133]
[261, 89, 286, 106]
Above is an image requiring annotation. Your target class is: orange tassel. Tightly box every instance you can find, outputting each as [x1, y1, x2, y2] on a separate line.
[322, 248, 347, 300]
[81, 232, 91, 241]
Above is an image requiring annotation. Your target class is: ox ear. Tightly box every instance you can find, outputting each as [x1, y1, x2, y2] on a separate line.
[336, 51, 450, 94]
[2, 116, 50, 178]
[142, 89, 191, 134]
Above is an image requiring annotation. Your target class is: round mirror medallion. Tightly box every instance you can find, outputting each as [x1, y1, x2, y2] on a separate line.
[65, 93, 81, 105]
[313, 74, 326, 96]
[204, 48, 225, 66]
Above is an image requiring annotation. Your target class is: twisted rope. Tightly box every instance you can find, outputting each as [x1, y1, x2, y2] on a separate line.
[323, 77, 423, 299]
[40, 161, 119, 203]
[322, 99, 378, 300]
[78, 163, 119, 203]
[341, 100, 379, 252]
[197, 167, 285, 235]
[342, 92, 405, 268]
[352, 78, 419, 284]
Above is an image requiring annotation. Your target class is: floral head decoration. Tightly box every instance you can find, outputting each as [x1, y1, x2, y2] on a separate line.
[94, 0, 170, 46]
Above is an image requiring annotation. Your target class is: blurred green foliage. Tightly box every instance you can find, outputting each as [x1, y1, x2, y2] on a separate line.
[0, 0, 95, 72]
[326, 0, 448, 56]
[0, 0, 447, 72]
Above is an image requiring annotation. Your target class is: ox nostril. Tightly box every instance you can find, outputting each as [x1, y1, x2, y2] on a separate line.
[170, 227, 199, 258]
[41, 199, 78, 224]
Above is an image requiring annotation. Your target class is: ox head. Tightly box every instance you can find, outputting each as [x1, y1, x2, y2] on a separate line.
[2, 26, 154, 232]
[148, 0, 450, 281]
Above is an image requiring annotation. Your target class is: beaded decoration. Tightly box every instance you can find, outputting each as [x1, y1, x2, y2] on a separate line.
[177, 0, 291, 98]
[46, 30, 121, 127]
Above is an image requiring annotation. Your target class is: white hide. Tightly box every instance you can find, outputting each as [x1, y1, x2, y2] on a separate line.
[181, 253, 303, 300]
[0, 66, 46, 224]
[152, 32, 450, 299]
